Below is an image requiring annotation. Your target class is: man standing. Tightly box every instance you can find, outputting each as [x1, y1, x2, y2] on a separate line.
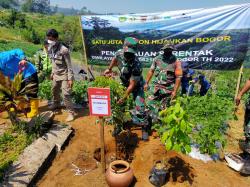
[181, 63, 195, 96]
[46, 29, 76, 122]
[35, 40, 52, 81]
[236, 80, 250, 154]
[144, 44, 183, 123]
[104, 37, 149, 141]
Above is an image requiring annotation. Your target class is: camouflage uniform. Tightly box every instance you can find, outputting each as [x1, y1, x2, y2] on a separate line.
[48, 43, 75, 114]
[115, 49, 147, 125]
[244, 101, 250, 141]
[35, 48, 52, 80]
[146, 54, 182, 122]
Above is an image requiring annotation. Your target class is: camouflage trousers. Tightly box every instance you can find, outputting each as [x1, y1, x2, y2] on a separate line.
[146, 84, 172, 123]
[130, 86, 147, 126]
[244, 102, 250, 140]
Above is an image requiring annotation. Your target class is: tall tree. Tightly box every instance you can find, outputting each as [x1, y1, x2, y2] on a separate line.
[0, 0, 18, 9]
[22, 0, 51, 14]
[21, 0, 33, 12]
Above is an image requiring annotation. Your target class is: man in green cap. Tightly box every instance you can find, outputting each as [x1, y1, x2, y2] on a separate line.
[144, 44, 183, 123]
[236, 80, 250, 155]
[104, 37, 149, 141]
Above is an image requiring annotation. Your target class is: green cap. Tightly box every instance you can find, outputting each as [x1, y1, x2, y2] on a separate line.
[123, 37, 139, 47]
[123, 37, 138, 54]
[161, 44, 177, 50]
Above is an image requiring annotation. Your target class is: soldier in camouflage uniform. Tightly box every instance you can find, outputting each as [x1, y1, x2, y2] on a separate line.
[104, 37, 149, 141]
[46, 29, 76, 122]
[144, 44, 183, 123]
[236, 80, 250, 154]
[35, 40, 52, 81]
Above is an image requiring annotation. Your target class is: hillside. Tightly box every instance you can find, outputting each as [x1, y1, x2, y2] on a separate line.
[0, 9, 84, 58]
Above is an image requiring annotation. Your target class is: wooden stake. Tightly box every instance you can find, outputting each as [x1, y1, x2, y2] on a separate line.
[99, 116, 106, 173]
[78, 16, 89, 77]
[235, 64, 244, 101]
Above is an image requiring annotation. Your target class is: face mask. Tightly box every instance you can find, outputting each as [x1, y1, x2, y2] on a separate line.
[124, 52, 135, 63]
[47, 40, 56, 46]
[164, 50, 173, 57]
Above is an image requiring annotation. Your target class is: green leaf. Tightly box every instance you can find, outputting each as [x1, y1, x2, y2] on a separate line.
[173, 144, 181, 152]
[165, 138, 172, 150]
[184, 144, 192, 153]
[161, 131, 169, 142]
[180, 120, 186, 131]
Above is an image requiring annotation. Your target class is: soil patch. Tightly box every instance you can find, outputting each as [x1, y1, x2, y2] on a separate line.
[37, 104, 250, 187]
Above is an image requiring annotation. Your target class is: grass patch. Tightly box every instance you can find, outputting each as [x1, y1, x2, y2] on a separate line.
[0, 128, 36, 182]
[0, 39, 40, 57]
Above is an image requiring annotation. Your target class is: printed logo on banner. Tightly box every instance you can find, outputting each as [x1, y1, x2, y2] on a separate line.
[163, 16, 172, 19]
[119, 17, 127, 22]
[129, 17, 136, 22]
[152, 16, 161, 20]
[140, 16, 147, 21]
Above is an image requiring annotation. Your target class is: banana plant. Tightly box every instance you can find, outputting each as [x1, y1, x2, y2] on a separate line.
[0, 72, 35, 126]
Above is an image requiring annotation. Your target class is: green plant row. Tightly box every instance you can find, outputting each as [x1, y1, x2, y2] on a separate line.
[38, 79, 89, 104]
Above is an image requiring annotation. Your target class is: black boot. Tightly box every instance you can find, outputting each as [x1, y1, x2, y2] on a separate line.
[239, 139, 250, 154]
[142, 126, 149, 141]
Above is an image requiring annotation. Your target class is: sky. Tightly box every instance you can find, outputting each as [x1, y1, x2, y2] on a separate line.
[50, 0, 250, 14]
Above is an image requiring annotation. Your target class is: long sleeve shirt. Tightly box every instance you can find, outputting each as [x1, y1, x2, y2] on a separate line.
[0, 49, 37, 80]
[48, 44, 74, 81]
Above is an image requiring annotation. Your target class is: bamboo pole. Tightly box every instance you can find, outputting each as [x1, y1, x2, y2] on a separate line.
[234, 64, 244, 101]
[78, 16, 89, 76]
[99, 116, 106, 173]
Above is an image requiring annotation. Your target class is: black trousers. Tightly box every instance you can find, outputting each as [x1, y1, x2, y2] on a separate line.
[21, 73, 39, 98]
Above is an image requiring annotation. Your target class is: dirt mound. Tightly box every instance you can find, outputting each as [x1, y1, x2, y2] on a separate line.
[38, 106, 250, 187]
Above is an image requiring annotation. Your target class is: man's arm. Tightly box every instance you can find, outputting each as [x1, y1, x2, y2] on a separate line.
[236, 80, 250, 106]
[172, 60, 183, 99]
[144, 69, 154, 90]
[104, 57, 118, 75]
[118, 79, 136, 104]
[144, 59, 156, 90]
[63, 48, 74, 87]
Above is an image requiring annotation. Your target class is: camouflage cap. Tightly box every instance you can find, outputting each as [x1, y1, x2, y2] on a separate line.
[161, 44, 177, 50]
[123, 37, 138, 54]
[123, 37, 139, 47]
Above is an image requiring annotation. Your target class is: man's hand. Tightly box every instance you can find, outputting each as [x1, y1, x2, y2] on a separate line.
[235, 94, 242, 106]
[104, 68, 112, 76]
[50, 73, 54, 80]
[190, 80, 196, 84]
[18, 59, 27, 72]
[117, 98, 125, 105]
[144, 83, 149, 91]
[68, 80, 73, 88]
[19, 59, 27, 66]
[171, 91, 177, 100]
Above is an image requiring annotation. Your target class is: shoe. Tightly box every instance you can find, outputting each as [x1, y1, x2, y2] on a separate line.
[65, 112, 76, 122]
[48, 104, 60, 110]
[27, 99, 39, 118]
[239, 140, 250, 154]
